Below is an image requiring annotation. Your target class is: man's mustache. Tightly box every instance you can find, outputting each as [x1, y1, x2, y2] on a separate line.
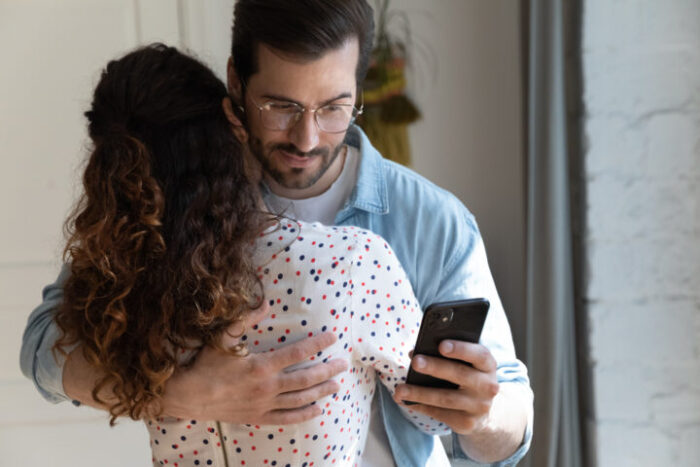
[273, 143, 328, 158]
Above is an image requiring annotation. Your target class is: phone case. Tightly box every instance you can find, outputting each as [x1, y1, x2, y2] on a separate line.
[404, 298, 490, 392]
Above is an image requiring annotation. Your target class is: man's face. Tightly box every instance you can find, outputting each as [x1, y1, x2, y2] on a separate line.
[235, 39, 360, 194]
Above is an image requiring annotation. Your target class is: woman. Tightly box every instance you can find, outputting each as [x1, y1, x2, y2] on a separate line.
[54, 44, 446, 466]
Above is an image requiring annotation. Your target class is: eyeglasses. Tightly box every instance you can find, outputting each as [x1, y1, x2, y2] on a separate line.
[243, 91, 363, 134]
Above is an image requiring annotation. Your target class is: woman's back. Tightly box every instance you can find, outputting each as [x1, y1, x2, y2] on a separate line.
[147, 220, 447, 466]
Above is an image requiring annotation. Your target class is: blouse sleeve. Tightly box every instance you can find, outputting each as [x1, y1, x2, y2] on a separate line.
[348, 230, 450, 436]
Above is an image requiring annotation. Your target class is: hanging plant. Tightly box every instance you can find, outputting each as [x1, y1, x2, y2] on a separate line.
[359, 0, 422, 167]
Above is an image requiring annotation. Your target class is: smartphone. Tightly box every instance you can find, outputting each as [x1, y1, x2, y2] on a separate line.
[404, 298, 490, 395]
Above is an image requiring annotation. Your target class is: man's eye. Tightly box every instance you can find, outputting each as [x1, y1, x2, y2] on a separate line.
[268, 103, 298, 113]
[322, 105, 345, 113]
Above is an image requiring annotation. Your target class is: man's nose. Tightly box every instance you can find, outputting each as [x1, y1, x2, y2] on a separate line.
[288, 110, 320, 153]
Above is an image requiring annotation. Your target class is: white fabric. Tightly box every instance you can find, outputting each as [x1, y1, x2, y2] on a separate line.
[361, 398, 398, 467]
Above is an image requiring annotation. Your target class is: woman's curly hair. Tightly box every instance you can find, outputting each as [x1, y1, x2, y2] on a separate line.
[54, 44, 266, 424]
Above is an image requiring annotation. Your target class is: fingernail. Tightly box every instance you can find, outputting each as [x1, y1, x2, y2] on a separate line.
[442, 341, 454, 354]
[414, 356, 426, 369]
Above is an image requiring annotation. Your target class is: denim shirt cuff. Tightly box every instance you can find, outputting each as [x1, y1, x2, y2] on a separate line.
[33, 323, 75, 404]
[451, 417, 533, 467]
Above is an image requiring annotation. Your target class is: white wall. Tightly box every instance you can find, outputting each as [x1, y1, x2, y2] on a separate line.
[0, 1, 524, 465]
[582, 0, 700, 465]
[392, 0, 526, 353]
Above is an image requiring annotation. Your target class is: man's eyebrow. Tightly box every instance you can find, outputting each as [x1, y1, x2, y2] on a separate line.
[260, 92, 354, 107]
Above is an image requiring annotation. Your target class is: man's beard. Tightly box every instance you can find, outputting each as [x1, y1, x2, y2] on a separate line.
[248, 136, 345, 190]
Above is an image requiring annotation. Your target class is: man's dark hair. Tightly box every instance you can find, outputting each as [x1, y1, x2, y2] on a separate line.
[231, 0, 375, 86]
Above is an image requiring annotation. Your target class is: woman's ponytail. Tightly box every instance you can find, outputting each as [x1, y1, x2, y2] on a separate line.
[56, 128, 169, 423]
[54, 44, 265, 425]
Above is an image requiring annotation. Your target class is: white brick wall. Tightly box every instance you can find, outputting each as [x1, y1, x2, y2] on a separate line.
[582, 1, 700, 465]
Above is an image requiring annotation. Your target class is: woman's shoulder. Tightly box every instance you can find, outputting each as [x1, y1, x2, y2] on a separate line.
[296, 221, 397, 264]
[297, 220, 376, 245]
[253, 217, 397, 271]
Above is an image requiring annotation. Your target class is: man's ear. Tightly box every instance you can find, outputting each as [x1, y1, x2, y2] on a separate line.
[227, 56, 243, 101]
[222, 96, 248, 144]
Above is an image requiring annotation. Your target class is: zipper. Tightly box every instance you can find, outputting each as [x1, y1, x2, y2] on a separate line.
[216, 421, 230, 467]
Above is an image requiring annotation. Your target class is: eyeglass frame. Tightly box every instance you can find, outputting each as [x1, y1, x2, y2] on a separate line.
[237, 84, 364, 134]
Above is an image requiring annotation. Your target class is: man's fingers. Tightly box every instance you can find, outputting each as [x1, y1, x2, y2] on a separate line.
[260, 405, 324, 425]
[278, 358, 348, 393]
[412, 354, 495, 393]
[398, 403, 481, 435]
[439, 341, 497, 373]
[275, 380, 340, 410]
[394, 384, 493, 414]
[268, 332, 338, 370]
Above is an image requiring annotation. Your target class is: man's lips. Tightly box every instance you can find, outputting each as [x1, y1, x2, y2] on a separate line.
[276, 149, 318, 169]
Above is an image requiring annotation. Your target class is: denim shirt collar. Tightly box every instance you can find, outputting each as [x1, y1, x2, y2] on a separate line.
[335, 125, 388, 222]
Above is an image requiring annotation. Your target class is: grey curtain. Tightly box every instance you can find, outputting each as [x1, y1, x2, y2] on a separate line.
[521, 1, 590, 466]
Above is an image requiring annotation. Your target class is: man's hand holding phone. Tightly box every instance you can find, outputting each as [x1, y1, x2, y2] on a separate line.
[394, 340, 499, 434]
[393, 298, 500, 434]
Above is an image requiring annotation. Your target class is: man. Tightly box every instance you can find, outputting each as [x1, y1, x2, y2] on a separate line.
[21, 1, 532, 465]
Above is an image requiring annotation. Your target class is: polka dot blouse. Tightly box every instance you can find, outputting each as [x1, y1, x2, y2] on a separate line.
[146, 220, 449, 466]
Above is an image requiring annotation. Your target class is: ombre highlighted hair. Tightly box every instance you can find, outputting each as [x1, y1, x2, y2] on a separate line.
[54, 44, 266, 424]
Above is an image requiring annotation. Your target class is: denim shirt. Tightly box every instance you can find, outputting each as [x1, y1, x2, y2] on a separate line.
[20, 126, 532, 466]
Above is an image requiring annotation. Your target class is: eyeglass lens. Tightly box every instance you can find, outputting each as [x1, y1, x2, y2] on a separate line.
[260, 104, 357, 133]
